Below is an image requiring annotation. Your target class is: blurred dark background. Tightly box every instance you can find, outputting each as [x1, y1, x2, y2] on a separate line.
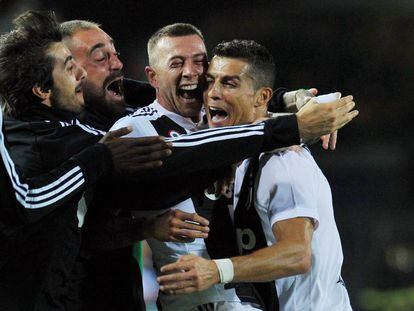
[1, 0, 413, 310]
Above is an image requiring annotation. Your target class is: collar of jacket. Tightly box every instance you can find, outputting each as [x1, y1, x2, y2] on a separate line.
[18, 104, 78, 123]
[78, 107, 117, 132]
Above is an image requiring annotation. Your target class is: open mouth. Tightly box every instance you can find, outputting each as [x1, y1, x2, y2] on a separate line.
[209, 106, 229, 124]
[75, 84, 83, 94]
[75, 80, 84, 95]
[106, 78, 123, 98]
[178, 84, 199, 100]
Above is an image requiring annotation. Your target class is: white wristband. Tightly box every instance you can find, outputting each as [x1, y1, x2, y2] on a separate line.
[213, 258, 234, 284]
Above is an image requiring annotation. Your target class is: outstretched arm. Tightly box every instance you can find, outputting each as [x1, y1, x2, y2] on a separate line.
[157, 217, 314, 294]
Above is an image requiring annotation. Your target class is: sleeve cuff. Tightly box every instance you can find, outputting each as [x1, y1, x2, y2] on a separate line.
[270, 207, 320, 231]
[263, 114, 300, 150]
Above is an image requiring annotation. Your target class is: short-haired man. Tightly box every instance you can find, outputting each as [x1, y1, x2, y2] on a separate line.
[114, 24, 357, 310]
[158, 40, 353, 311]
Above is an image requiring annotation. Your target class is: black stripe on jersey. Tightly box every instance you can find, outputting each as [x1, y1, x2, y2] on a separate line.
[164, 123, 265, 147]
[150, 115, 187, 137]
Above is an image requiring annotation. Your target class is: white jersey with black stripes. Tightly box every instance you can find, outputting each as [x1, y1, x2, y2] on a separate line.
[234, 148, 352, 310]
[111, 100, 257, 311]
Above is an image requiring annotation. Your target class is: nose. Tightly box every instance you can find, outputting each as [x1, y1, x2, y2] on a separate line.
[207, 80, 221, 101]
[182, 61, 199, 80]
[109, 52, 123, 71]
[75, 62, 87, 82]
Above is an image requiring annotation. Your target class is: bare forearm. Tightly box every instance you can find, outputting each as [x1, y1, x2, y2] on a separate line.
[231, 241, 311, 283]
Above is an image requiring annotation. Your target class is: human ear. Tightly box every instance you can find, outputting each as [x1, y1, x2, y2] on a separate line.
[145, 66, 158, 88]
[254, 87, 273, 108]
[32, 84, 52, 105]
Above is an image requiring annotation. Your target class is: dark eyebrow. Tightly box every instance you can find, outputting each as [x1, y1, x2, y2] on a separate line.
[89, 38, 117, 57]
[88, 43, 105, 55]
[64, 55, 73, 67]
[88, 43, 105, 56]
[222, 75, 241, 82]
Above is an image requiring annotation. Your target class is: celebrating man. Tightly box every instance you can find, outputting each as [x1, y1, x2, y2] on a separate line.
[157, 40, 353, 311]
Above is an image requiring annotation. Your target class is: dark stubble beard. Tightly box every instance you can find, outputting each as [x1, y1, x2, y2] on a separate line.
[83, 72, 126, 121]
[50, 85, 83, 114]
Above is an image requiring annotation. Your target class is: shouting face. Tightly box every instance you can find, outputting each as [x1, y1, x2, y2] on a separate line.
[64, 27, 125, 119]
[205, 56, 259, 128]
[146, 35, 207, 122]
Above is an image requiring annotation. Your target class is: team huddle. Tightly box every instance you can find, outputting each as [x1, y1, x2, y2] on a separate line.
[0, 10, 357, 311]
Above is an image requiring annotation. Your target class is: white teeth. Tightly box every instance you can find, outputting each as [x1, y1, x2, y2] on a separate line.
[212, 115, 228, 123]
[180, 84, 197, 91]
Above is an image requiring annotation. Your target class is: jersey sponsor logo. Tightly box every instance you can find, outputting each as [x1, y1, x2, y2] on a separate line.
[168, 130, 181, 138]
[204, 181, 234, 201]
[236, 228, 257, 252]
[204, 189, 220, 201]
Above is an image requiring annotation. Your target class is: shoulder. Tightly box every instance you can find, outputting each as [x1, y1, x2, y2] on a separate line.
[111, 105, 161, 137]
[259, 147, 318, 187]
[112, 103, 159, 128]
[130, 105, 159, 118]
[258, 148, 321, 225]
[264, 147, 316, 172]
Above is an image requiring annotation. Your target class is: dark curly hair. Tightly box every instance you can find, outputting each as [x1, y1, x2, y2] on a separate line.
[212, 39, 275, 90]
[0, 10, 62, 117]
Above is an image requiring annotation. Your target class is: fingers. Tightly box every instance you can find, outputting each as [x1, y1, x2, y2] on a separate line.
[335, 110, 359, 130]
[329, 131, 337, 150]
[321, 134, 330, 150]
[160, 260, 191, 274]
[158, 271, 192, 284]
[324, 96, 358, 133]
[174, 210, 210, 227]
[162, 286, 198, 295]
[99, 126, 133, 143]
[169, 210, 209, 234]
[157, 266, 199, 295]
[180, 221, 209, 234]
[333, 95, 353, 109]
[106, 126, 133, 138]
[308, 88, 318, 96]
[159, 279, 197, 294]
[174, 229, 207, 241]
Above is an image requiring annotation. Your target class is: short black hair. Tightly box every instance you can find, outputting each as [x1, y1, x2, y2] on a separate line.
[212, 39, 275, 90]
[147, 23, 204, 66]
[0, 10, 62, 117]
